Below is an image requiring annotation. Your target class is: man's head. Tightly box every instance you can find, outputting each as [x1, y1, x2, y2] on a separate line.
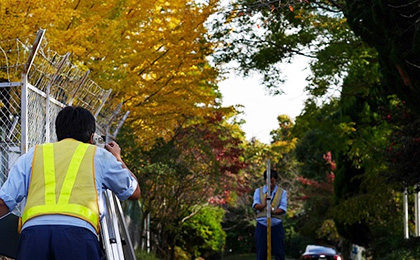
[264, 170, 279, 181]
[56, 106, 96, 143]
[264, 169, 279, 190]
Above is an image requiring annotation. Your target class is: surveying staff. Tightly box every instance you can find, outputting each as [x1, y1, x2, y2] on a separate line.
[0, 106, 140, 260]
[253, 170, 287, 260]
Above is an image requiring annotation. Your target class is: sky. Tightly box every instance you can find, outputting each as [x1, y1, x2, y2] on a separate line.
[218, 56, 310, 144]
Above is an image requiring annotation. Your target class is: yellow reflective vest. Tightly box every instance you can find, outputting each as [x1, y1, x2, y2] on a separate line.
[22, 139, 100, 233]
[256, 186, 284, 220]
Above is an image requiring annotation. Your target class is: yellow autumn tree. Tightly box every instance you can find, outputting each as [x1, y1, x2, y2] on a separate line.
[0, 0, 227, 146]
[108, 0, 224, 145]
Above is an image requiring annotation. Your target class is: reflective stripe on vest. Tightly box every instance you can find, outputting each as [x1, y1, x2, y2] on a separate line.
[22, 140, 99, 233]
[256, 186, 284, 219]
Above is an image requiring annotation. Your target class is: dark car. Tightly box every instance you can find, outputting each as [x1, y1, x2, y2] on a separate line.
[300, 245, 342, 260]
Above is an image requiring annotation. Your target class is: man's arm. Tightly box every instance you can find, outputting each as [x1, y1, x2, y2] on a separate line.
[125, 168, 140, 201]
[254, 202, 267, 211]
[253, 189, 267, 211]
[273, 189, 287, 215]
[272, 208, 285, 215]
[105, 141, 140, 200]
[255, 197, 285, 214]
[0, 198, 9, 217]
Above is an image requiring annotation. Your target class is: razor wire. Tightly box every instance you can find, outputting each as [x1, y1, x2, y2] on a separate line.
[0, 29, 128, 194]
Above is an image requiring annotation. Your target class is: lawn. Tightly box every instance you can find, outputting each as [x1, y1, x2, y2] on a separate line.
[223, 253, 256, 260]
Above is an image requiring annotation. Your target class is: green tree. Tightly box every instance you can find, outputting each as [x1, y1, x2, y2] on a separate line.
[292, 89, 400, 258]
[212, 1, 411, 256]
[344, 0, 420, 113]
[179, 205, 226, 259]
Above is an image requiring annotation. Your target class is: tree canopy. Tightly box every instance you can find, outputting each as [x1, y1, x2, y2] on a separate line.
[1, 0, 228, 146]
[4, 0, 420, 258]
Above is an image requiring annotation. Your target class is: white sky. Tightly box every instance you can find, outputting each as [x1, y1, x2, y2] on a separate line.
[219, 56, 310, 144]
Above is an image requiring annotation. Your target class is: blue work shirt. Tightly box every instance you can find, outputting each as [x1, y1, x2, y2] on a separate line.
[252, 185, 287, 226]
[0, 139, 138, 236]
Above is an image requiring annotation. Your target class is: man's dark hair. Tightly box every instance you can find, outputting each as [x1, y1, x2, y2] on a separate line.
[55, 106, 96, 143]
[264, 170, 279, 180]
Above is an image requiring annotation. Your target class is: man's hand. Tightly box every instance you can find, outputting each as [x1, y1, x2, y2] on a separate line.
[105, 141, 122, 162]
[105, 141, 129, 168]
[254, 194, 270, 211]
[105, 141, 140, 200]
[272, 208, 284, 215]
[0, 199, 9, 217]
[254, 197, 267, 211]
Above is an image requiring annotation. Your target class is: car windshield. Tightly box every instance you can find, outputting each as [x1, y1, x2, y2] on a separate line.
[305, 245, 336, 255]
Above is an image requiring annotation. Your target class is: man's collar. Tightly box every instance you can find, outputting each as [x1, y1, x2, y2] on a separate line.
[263, 185, 278, 193]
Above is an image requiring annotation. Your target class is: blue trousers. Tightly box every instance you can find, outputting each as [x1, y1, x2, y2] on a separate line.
[17, 225, 102, 260]
[255, 222, 285, 260]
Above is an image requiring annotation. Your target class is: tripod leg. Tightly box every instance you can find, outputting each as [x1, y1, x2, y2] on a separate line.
[114, 198, 137, 260]
[100, 190, 124, 260]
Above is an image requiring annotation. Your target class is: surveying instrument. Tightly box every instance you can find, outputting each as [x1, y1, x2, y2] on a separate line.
[266, 159, 272, 260]
[0, 29, 136, 259]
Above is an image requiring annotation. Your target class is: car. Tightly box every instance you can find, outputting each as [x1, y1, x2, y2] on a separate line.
[300, 245, 342, 260]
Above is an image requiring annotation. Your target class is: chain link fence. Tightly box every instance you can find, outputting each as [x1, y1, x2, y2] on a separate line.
[0, 35, 30, 187]
[0, 29, 128, 197]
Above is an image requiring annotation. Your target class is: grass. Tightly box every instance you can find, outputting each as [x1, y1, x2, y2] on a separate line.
[223, 253, 256, 260]
[223, 253, 297, 260]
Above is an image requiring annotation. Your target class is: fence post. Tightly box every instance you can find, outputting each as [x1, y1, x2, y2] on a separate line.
[21, 29, 45, 154]
[415, 185, 420, 237]
[45, 52, 69, 143]
[404, 187, 409, 239]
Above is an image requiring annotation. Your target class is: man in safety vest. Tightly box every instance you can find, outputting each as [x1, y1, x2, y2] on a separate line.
[0, 106, 140, 260]
[252, 169, 287, 260]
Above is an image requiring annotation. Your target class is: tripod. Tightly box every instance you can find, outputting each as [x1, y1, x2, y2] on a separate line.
[100, 190, 137, 260]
